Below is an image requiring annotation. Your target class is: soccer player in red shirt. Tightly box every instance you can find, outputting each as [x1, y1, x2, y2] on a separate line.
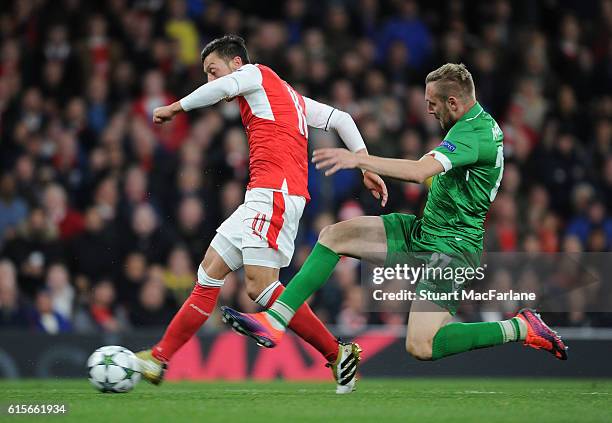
[136, 35, 387, 394]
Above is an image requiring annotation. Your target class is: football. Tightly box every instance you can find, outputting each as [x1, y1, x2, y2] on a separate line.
[87, 346, 141, 393]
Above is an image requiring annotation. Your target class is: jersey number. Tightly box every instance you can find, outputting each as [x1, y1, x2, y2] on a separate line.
[489, 145, 504, 201]
[285, 84, 308, 137]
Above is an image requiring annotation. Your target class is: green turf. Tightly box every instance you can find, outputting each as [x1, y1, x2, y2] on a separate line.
[1, 379, 611, 423]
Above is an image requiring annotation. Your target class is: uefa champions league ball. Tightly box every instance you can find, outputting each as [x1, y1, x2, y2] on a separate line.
[87, 346, 141, 393]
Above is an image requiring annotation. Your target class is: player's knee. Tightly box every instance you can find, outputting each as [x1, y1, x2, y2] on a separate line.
[244, 283, 262, 300]
[405, 337, 433, 361]
[244, 268, 275, 300]
[200, 251, 230, 281]
[318, 224, 341, 250]
[243, 271, 262, 300]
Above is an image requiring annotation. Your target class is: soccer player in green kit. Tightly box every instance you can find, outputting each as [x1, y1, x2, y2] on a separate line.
[222, 63, 567, 386]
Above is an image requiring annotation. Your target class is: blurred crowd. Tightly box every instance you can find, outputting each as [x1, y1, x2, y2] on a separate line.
[0, 0, 611, 335]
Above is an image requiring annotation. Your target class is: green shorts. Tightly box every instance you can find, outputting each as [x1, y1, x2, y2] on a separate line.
[381, 213, 482, 315]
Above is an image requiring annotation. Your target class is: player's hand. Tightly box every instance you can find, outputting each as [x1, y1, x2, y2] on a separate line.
[363, 171, 388, 207]
[312, 148, 360, 176]
[153, 102, 182, 124]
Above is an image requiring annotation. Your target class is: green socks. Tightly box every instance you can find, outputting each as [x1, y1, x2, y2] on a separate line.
[431, 318, 526, 360]
[267, 242, 340, 328]
[265, 239, 529, 365]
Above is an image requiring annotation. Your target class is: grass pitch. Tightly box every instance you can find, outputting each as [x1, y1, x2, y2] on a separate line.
[1, 379, 611, 423]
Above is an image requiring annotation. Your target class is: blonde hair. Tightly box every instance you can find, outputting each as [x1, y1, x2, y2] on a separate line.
[425, 63, 475, 101]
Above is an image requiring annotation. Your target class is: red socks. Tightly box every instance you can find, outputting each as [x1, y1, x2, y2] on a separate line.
[267, 284, 338, 363]
[152, 281, 338, 364]
[152, 284, 219, 362]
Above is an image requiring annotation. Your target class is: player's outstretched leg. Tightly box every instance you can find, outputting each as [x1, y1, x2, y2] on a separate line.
[220, 304, 363, 394]
[221, 217, 387, 391]
[220, 242, 340, 347]
[406, 301, 568, 361]
[221, 217, 386, 346]
[136, 247, 230, 384]
[224, 265, 364, 394]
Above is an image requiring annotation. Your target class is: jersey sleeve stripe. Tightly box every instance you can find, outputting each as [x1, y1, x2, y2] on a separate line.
[428, 150, 452, 172]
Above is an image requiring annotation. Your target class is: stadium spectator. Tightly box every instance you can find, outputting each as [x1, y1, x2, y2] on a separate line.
[567, 200, 612, 249]
[0, 173, 28, 248]
[132, 70, 189, 152]
[376, 0, 432, 68]
[122, 203, 176, 265]
[12, 155, 39, 207]
[73, 279, 128, 334]
[79, 14, 117, 79]
[0, 259, 29, 328]
[165, 0, 200, 67]
[31, 290, 72, 334]
[44, 262, 74, 320]
[175, 196, 215, 266]
[117, 252, 148, 308]
[129, 277, 177, 327]
[69, 207, 118, 283]
[3, 208, 63, 297]
[85, 75, 110, 135]
[163, 245, 194, 304]
[92, 176, 119, 223]
[118, 165, 152, 225]
[42, 184, 84, 241]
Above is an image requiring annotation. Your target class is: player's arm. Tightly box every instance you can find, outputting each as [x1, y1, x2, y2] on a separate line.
[313, 149, 444, 184]
[304, 97, 388, 206]
[153, 65, 261, 124]
[303, 97, 367, 154]
[357, 154, 444, 183]
[315, 127, 479, 183]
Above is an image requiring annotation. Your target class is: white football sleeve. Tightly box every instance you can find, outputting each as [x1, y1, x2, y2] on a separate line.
[179, 64, 262, 111]
[304, 97, 367, 152]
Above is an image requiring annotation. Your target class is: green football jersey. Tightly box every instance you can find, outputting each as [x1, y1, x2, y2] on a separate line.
[423, 102, 504, 249]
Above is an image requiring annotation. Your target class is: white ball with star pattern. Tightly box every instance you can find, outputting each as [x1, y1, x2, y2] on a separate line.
[87, 346, 141, 393]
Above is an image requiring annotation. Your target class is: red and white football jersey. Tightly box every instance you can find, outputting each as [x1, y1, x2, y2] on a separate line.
[231, 64, 310, 200]
[179, 62, 367, 266]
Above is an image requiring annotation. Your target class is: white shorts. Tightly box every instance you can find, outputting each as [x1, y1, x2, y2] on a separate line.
[210, 188, 306, 270]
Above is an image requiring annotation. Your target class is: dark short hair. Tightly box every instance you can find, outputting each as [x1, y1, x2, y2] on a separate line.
[200, 34, 250, 64]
